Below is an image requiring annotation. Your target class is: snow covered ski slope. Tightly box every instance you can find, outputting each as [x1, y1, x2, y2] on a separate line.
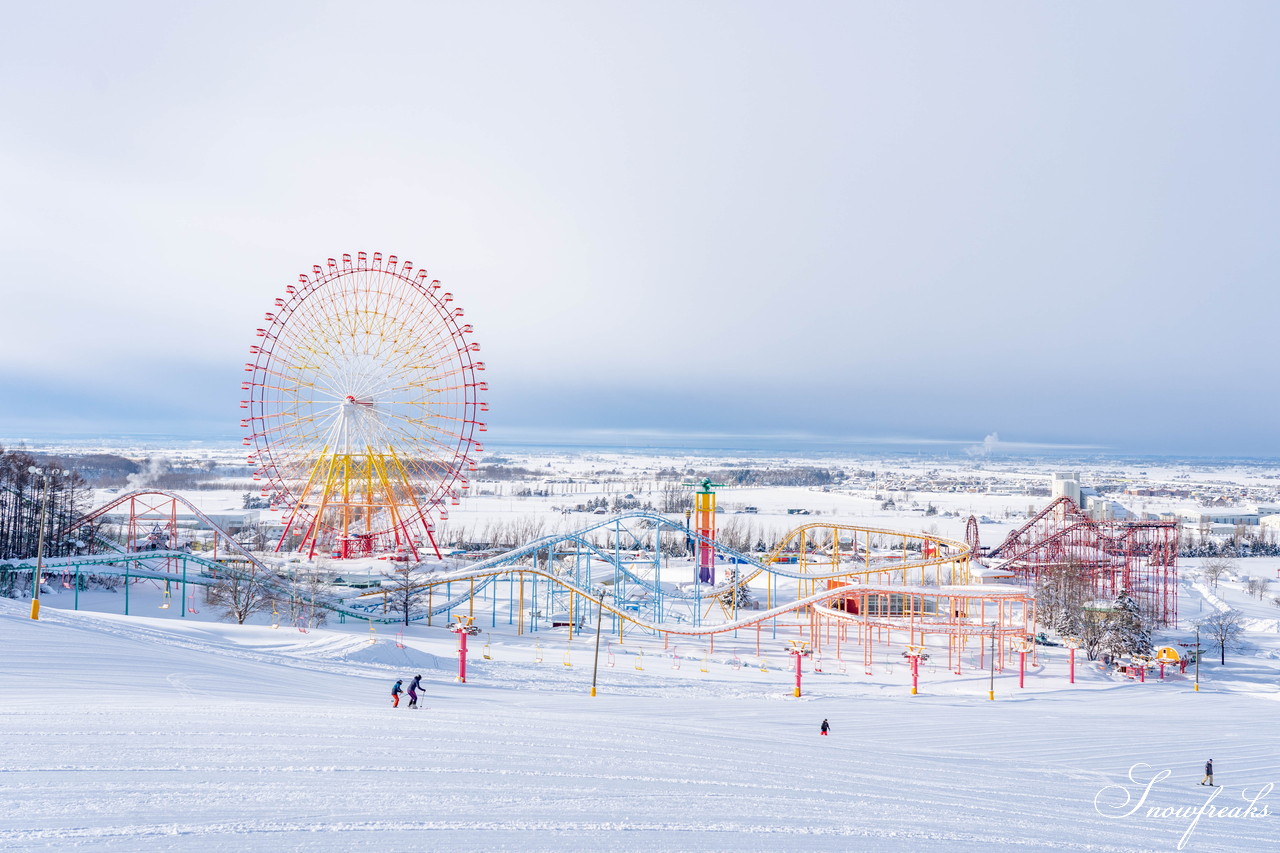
[1, 591, 1277, 852]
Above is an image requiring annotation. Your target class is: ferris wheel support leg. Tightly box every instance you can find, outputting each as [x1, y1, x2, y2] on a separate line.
[426, 528, 443, 560]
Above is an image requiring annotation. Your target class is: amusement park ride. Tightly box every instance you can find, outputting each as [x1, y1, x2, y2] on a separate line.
[13, 250, 1182, 694]
[240, 252, 484, 561]
[682, 477, 725, 583]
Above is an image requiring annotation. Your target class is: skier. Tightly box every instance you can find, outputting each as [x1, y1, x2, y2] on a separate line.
[407, 674, 422, 709]
[820, 719, 830, 736]
[1200, 758, 1214, 786]
[391, 679, 403, 708]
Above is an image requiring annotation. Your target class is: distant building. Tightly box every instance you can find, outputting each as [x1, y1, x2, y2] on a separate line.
[1051, 472, 1081, 506]
[1260, 514, 1280, 533]
[1084, 497, 1135, 521]
[1177, 510, 1259, 527]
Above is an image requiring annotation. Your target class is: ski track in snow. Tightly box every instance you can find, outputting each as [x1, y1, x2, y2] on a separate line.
[1, 581, 1278, 852]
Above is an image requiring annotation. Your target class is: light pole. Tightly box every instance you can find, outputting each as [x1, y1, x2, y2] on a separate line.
[988, 623, 997, 701]
[27, 466, 70, 621]
[1194, 626, 1201, 692]
[590, 587, 609, 697]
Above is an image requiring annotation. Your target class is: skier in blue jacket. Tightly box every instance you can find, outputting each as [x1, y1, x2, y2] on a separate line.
[391, 679, 403, 708]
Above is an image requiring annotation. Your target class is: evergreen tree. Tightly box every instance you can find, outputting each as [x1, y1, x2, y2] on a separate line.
[1103, 589, 1152, 658]
[720, 566, 754, 610]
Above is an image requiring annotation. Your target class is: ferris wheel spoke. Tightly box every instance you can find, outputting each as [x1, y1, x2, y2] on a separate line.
[256, 410, 337, 439]
[371, 406, 469, 435]
[401, 334, 468, 368]
[252, 360, 327, 388]
[399, 358, 475, 390]
[362, 359, 436, 398]
[377, 418, 471, 467]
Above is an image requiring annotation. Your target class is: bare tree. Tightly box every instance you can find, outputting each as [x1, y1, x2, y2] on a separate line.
[1078, 610, 1113, 662]
[658, 483, 692, 514]
[382, 565, 428, 626]
[292, 572, 330, 627]
[1033, 561, 1094, 635]
[206, 570, 274, 624]
[1244, 577, 1272, 601]
[1198, 609, 1246, 665]
[1202, 558, 1233, 591]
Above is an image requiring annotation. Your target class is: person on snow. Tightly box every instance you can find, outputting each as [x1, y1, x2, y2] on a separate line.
[407, 674, 422, 709]
[391, 679, 403, 708]
[820, 719, 830, 736]
[1200, 759, 1214, 786]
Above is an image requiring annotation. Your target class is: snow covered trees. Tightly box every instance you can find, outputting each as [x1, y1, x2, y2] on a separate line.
[1033, 561, 1093, 635]
[719, 566, 754, 610]
[1103, 591, 1152, 659]
[0, 448, 86, 568]
[1070, 589, 1151, 661]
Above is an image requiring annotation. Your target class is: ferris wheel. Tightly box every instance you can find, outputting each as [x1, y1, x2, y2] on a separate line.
[241, 251, 486, 560]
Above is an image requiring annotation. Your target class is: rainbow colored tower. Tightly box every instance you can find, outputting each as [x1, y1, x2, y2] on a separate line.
[682, 478, 725, 584]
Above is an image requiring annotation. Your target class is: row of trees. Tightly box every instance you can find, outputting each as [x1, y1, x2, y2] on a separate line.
[205, 569, 329, 627]
[1200, 557, 1276, 602]
[1034, 559, 1262, 667]
[0, 447, 87, 563]
[1181, 531, 1280, 558]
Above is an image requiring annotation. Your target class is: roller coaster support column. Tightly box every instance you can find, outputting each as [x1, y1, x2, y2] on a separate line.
[788, 641, 810, 698]
[450, 616, 481, 683]
[682, 478, 725, 584]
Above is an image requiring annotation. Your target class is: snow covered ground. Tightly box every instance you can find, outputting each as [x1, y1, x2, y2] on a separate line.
[5, 446, 1280, 850]
[3, 569, 1278, 852]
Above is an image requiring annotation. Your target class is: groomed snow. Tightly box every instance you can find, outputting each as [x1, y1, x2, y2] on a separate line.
[2, 571, 1278, 852]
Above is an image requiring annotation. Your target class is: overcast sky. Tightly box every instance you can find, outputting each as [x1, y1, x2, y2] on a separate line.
[2, 2, 1277, 455]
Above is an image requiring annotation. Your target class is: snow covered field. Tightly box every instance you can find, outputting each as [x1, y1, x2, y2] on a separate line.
[4, 446, 1280, 850]
[3, 567, 1278, 852]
